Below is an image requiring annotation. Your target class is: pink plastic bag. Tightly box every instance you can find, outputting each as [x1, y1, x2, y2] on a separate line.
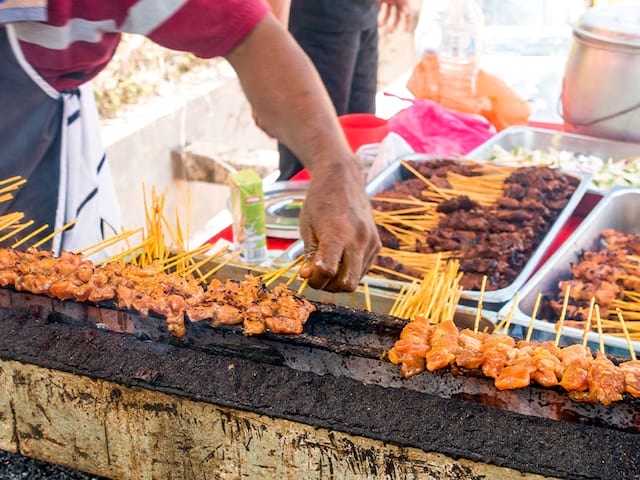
[388, 98, 496, 156]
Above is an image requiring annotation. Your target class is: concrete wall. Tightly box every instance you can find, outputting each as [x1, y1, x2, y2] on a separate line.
[101, 64, 276, 237]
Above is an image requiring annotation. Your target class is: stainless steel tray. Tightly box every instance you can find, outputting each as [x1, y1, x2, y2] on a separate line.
[498, 187, 640, 356]
[282, 155, 591, 305]
[467, 126, 640, 194]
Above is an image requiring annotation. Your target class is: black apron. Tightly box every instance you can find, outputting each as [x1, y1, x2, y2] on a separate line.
[0, 24, 121, 255]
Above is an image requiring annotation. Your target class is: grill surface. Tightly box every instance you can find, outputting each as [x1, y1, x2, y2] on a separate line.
[0, 287, 639, 479]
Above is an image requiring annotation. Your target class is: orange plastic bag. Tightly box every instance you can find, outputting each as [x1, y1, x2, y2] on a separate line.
[407, 55, 531, 131]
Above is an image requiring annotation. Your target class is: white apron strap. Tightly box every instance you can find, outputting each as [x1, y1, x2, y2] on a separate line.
[55, 84, 122, 258]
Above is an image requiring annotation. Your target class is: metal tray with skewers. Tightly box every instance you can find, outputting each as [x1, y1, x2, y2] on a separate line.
[283, 154, 590, 306]
[500, 187, 640, 357]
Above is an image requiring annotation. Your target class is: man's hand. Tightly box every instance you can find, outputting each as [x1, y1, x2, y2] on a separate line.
[378, 0, 412, 33]
[298, 160, 381, 292]
[226, 14, 380, 292]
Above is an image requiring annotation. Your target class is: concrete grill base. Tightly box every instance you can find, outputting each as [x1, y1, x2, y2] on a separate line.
[0, 311, 638, 480]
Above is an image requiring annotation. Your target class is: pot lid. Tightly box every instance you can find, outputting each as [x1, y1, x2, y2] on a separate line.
[574, 5, 640, 48]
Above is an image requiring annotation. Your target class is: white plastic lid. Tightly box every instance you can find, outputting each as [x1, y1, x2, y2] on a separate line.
[574, 5, 640, 48]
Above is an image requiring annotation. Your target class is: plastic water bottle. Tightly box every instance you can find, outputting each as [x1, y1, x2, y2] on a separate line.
[438, 0, 484, 112]
[415, 0, 485, 113]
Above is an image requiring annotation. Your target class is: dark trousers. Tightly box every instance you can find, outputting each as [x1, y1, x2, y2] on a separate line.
[278, 25, 379, 180]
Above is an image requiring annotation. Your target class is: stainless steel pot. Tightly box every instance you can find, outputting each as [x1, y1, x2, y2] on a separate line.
[561, 5, 640, 143]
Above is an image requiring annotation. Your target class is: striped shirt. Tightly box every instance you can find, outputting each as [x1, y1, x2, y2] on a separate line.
[8, 0, 270, 92]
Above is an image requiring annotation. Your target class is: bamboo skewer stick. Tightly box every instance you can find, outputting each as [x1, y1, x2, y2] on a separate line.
[200, 249, 244, 282]
[616, 308, 637, 361]
[473, 275, 487, 333]
[582, 298, 596, 348]
[95, 238, 153, 266]
[263, 255, 305, 287]
[595, 305, 605, 354]
[31, 219, 78, 249]
[400, 160, 451, 200]
[525, 292, 542, 343]
[369, 264, 421, 282]
[76, 228, 142, 257]
[296, 278, 309, 296]
[364, 282, 371, 312]
[12, 224, 49, 249]
[0, 220, 34, 244]
[554, 285, 571, 347]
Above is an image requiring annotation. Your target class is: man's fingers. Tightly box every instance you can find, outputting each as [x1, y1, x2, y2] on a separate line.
[301, 238, 344, 290]
[322, 249, 362, 293]
[378, 2, 391, 28]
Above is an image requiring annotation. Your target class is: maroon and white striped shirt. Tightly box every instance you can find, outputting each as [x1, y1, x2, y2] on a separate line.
[9, 0, 270, 92]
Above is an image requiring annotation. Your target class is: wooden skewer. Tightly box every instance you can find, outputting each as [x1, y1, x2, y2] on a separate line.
[0, 220, 34, 244]
[0, 178, 27, 195]
[503, 292, 520, 334]
[0, 212, 24, 232]
[160, 243, 213, 272]
[595, 304, 605, 354]
[369, 264, 421, 282]
[364, 282, 371, 312]
[554, 285, 571, 347]
[95, 238, 153, 266]
[473, 275, 487, 333]
[582, 297, 596, 348]
[286, 262, 305, 287]
[389, 284, 407, 317]
[616, 308, 637, 361]
[76, 228, 142, 256]
[11, 224, 49, 249]
[296, 278, 309, 296]
[525, 292, 542, 343]
[0, 176, 22, 186]
[400, 160, 451, 200]
[200, 249, 244, 281]
[264, 255, 305, 287]
[31, 218, 78, 249]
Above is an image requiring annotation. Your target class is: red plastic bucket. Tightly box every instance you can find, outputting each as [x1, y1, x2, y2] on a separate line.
[338, 113, 389, 152]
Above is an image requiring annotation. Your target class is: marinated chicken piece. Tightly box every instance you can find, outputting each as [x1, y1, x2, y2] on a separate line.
[559, 344, 591, 392]
[494, 349, 536, 390]
[481, 334, 516, 379]
[619, 360, 640, 398]
[571, 352, 625, 405]
[455, 329, 486, 370]
[426, 320, 459, 371]
[388, 321, 433, 379]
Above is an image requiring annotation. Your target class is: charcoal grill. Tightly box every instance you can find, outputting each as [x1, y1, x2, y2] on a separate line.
[0, 273, 638, 480]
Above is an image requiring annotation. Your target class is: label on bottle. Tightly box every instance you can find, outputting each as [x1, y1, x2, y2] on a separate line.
[229, 169, 267, 264]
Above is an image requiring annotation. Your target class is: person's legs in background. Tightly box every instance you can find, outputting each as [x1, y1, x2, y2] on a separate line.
[278, 27, 362, 180]
[348, 25, 378, 114]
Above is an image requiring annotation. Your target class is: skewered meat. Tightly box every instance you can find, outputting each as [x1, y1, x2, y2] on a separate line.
[388, 318, 639, 405]
[0, 247, 315, 338]
[372, 160, 578, 291]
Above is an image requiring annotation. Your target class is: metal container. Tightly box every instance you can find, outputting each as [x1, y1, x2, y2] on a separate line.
[466, 126, 640, 195]
[263, 181, 308, 239]
[499, 187, 640, 356]
[561, 5, 640, 142]
[282, 155, 591, 305]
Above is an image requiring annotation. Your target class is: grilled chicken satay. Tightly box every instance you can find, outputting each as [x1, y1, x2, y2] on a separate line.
[570, 352, 625, 406]
[480, 334, 516, 380]
[619, 360, 640, 398]
[559, 344, 591, 392]
[388, 319, 434, 379]
[426, 320, 459, 371]
[455, 329, 486, 370]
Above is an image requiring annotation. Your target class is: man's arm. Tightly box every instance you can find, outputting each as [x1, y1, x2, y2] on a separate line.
[265, 0, 290, 26]
[225, 13, 381, 292]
